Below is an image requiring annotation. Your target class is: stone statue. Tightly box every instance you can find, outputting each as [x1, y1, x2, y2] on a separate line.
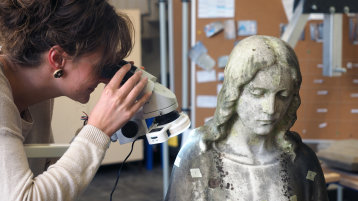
[165, 35, 328, 201]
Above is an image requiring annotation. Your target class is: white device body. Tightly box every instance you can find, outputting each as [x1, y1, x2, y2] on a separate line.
[146, 112, 190, 144]
[112, 68, 191, 145]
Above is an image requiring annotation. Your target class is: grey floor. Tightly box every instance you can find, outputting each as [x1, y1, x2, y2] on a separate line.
[78, 162, 165, 201]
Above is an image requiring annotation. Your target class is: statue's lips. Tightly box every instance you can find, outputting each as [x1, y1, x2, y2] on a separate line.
[257, 119, 276, 125]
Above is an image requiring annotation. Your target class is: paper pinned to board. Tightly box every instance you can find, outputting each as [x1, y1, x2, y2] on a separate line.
[189, 41, 207, 61]
[204, 21, 224, 37]
[196, 54, 216, 70]
[218, 55, 229, 68]
[197, 95, 217, 108]
[224, 19, 236, 40]
[217, 84, 223, 94]
[197, 70, 217, 83]
[347, 62, 358, 69]
[238, 20, 257, 36]
[316, 108, 328, 113]
[313, 79, 324, 84]
[189, 41, 216, 70]
[318, 122, 327, 128]
[217, 72, 224, 81]
[198, 0, 235, 19]
[317, 90, 328, 95]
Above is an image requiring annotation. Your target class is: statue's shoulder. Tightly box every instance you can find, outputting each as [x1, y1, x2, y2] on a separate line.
[285, 130, 303, 145]
[285, 131, 321, 167]
[176, 127, 213, 165]
[179, 128, 204, 155]
[284, 131, 328, 200]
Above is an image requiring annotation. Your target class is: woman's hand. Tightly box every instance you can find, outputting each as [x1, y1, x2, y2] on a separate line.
[88, 64, 152, 136]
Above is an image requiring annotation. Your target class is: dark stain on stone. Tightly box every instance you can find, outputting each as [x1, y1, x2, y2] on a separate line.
[208, 178, 221, 189]
[279, 153, 291, 199]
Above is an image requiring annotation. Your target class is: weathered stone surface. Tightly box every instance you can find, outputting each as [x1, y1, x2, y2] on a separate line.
[165, 35, 328, 201]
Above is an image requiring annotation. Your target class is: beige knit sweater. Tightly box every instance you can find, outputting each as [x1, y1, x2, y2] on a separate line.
[0, 64, 111, 201]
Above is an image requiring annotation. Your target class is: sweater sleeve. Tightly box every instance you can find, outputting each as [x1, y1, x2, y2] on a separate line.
[0, 124, 110, 201]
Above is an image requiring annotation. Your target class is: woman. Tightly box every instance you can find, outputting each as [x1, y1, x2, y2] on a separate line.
[0, 0, 151, 200]
[165, 35, 328, 201]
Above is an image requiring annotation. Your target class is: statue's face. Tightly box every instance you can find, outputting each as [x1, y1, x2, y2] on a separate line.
[236, 65, 294, 135]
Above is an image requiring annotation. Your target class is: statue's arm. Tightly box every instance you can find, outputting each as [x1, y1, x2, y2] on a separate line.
[288, 131, 329, 201]
[310, 147, 329, 201]
[299, 142, 329, 201]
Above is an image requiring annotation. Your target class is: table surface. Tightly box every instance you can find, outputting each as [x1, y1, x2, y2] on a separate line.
[323, 164, 358, 189]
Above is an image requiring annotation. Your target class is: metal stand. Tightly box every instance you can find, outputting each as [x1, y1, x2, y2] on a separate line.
[323, 13, 345, 76]
[337, 185, 344, 201]
[181, 0, 191, 147]
[159, 0, 170, 198]
[168, 0, 175, 92]
[182, 0, 190, 117]
[281, 0, 358, 77]
[281, 0, 309, 48]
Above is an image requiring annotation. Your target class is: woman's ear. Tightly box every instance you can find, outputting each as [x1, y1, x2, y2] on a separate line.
[48, 45, 67, 69]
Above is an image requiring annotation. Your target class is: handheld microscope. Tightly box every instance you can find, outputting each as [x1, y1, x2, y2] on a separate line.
[101, 61, 190, 145]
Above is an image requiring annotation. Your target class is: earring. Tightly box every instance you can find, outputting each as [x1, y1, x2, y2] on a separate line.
[53, 69, 64, 78]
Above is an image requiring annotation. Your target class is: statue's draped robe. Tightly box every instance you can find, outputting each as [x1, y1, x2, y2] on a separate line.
[165, 130, 328, 201]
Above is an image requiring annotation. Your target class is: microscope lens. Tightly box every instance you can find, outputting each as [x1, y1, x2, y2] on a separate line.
[155, 111, 180, 126]
[101, 60, 137, 85]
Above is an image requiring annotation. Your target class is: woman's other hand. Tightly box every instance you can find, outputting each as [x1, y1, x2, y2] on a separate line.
[88, 64, 152, 136]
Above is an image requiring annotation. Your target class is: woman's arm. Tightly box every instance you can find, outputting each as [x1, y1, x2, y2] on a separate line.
[0, 63, 150, 201]
[0, 124, 109, 201]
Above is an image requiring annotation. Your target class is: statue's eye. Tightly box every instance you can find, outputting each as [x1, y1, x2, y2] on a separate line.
[278, 90, 291, 100]
[249, 88, 265, 97]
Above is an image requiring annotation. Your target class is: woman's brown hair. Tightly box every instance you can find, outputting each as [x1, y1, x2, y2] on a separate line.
[0, 0, 133, 69]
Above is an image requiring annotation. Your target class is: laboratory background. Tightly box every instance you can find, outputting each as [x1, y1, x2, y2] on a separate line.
[9, 0, 358, 200]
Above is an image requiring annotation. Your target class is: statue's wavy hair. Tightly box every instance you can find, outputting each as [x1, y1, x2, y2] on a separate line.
[200, 35, 302, 157]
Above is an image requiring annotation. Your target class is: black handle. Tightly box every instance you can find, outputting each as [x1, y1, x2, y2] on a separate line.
[101, 60, 138, 85]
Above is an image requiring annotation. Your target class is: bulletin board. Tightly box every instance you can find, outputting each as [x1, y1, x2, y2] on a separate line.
[191, 0, 358, 140]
